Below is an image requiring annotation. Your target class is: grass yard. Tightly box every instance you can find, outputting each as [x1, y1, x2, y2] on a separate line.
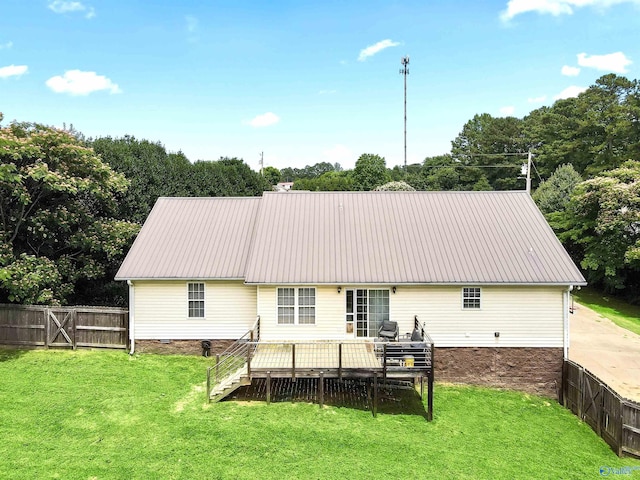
[573, 287, 640, 336]
[0, 349, 638, 479]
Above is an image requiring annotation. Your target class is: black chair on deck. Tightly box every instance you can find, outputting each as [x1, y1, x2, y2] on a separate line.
[378, 320, 399, 341]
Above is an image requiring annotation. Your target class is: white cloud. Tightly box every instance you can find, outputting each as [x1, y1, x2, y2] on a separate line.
[554, 85, 587, 100]
[247, 112, 280, 128]
[528, 95, 547, 103]
[500, 0, 640, 21]
[0, 65, 28, 78]
[561, 65, 581, 76]
[318, 89, 336, 95]
[0, 41, 13, 50]
[48, 1, 95, 19]
[358, 39, 400, 62]
[499, 106, 516, 116]
[45, 70, 121, 95]
[577, 52, 632, 73]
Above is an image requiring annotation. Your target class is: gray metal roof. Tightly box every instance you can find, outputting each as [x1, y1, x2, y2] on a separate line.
[244, 191, 586, 285]
[115, 197, 261, 280]
[116, 191, 586, 285]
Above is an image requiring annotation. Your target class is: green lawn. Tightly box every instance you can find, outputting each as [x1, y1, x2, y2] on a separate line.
[573, 287, 640, 336]
[0, 349, 637, 479]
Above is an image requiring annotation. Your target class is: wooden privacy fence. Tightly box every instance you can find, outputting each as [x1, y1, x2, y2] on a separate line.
[563, 359, 640, 459]
[0, 304, 128, 350]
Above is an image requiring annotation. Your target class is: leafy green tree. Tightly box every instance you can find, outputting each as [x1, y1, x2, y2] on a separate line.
[94, 137, 271, 224]
[532, 164, 583, 215]
[563, 160, 640, 301]
[188, 158, 271, 196]
[351, 154, 391, 191]
[0, 121, 139, 305]
[524, 74, 640, 180]
[281, 162, 342, 182]
[92, 136, 191, 224]
[415, 155, 491, 191]
[263, 166, 281, 185]
[451, 114, 528, 190]
[292, 171, 354, 191]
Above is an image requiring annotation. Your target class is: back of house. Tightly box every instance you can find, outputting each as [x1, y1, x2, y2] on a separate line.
[116, 191, 586, 395]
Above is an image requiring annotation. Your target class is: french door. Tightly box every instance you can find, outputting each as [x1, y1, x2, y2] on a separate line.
[345, 289, 390, 338]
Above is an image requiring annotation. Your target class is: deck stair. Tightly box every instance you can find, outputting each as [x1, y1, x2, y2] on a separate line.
[209, 366, 250, 403]
[207, 317, 259, 403]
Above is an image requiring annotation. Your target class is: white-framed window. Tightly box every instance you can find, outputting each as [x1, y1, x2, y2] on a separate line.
[277, 287, 316, 325]
[462, 287, 481, 309]
[188, 282, 205, 318]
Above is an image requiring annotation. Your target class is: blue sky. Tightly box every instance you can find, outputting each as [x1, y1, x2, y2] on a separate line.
[1, 1, 639, 171]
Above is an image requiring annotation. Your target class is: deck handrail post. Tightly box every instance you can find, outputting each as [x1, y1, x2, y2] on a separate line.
[215, 354, 220, 383]
[338, 343, 343, 380]
[373, 372, 378, 417]
[246, 343, 251, 378]
[266, 371, 271, 405]
[291, 343, 296, 380]
[427, 368, 434, 422]
[383, 343, 387, 385]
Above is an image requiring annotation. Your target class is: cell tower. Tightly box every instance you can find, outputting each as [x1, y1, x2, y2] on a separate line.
[400, 56, 410, 170]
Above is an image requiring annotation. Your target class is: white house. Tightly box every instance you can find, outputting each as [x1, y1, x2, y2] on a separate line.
[116, 191, 586, 396]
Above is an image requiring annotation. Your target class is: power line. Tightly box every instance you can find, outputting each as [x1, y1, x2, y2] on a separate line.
[456, 152, 530, 157]
[423, 164, 524, 168]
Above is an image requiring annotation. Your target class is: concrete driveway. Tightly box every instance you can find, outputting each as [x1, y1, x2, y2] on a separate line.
[569, 303, 640, 402]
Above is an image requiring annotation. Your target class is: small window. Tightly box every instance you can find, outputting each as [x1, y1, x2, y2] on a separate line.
[277, 287, 315, 324]
[462, 287, 481, 309]
[188, 282, 205, 318]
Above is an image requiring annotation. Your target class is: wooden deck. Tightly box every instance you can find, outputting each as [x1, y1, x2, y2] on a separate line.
[251, 342, 380, 371]
[207, 338, 435, 420]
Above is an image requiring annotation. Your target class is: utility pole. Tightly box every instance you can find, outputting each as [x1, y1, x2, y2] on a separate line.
[400, 56, 410, 171]
[259, 151, 264, 176]
[526, 151, 532, 195]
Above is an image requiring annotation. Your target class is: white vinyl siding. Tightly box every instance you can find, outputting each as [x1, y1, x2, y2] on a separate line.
[260, 286, 341, 340]
[258, 285, 564, 346]
[390, 286, 564, 347]
[132, 280, 256, 339]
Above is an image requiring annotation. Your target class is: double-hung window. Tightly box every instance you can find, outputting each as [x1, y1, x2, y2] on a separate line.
[188, 282, 205, 318]
[462, 287, 481, 309]
[277, 287, 315, 324]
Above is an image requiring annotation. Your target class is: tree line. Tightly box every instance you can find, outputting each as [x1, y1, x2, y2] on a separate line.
[0, 124, 269, 306]
[0, 73, 638, 305]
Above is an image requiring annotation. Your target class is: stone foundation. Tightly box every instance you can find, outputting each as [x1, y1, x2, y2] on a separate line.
[134, 339, 235, 356]
[435, 347, 563, 398]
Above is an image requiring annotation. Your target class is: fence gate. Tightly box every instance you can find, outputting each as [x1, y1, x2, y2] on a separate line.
[47, 308, 75, 348]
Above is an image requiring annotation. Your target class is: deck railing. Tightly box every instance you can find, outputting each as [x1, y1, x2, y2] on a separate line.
[207, 317, 434, 400]
[227, 339, 433, 377]
[206, 317, 260, 395]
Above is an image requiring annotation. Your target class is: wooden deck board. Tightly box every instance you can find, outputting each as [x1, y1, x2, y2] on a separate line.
[251, 342, 380, 370]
